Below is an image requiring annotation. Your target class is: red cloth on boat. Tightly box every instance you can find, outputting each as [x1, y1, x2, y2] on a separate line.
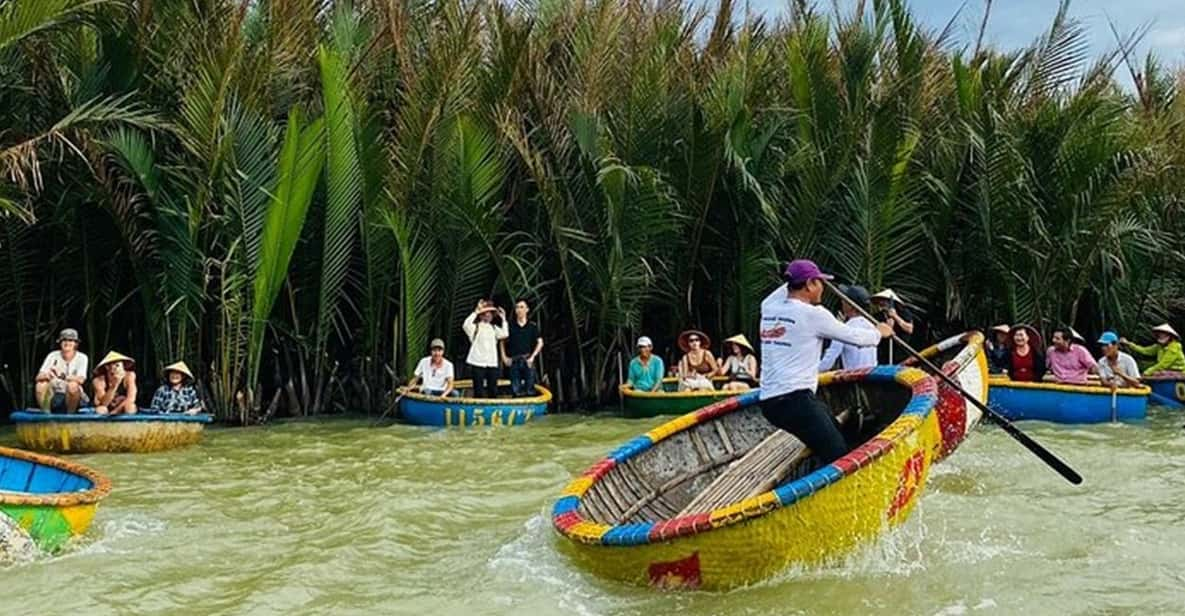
[1011, 349, 1036, 382]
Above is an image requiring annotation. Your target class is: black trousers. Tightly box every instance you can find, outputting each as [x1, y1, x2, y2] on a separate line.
[469, 365, 500, 398]
[760, 390, 849, 465]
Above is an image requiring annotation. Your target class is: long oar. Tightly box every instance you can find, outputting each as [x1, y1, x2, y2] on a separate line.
[824, 281, 1083, 485]
[1110, 387, 1118, 423]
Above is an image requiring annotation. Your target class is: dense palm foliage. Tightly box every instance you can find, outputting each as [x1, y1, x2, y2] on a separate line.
[2, 0, 1183, 421]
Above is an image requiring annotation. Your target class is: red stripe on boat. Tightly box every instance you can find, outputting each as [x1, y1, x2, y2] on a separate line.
[553, 511, 583, 532]
[694, 397, 741, 422]
[583, 459, 617, 481]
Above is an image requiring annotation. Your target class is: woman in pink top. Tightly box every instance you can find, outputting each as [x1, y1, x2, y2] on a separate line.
[1046, 327, 1098, 384]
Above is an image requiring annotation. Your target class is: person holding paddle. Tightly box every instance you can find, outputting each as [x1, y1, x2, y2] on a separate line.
[1096, 331, 1141, 390]
[759, 260, 893, 464]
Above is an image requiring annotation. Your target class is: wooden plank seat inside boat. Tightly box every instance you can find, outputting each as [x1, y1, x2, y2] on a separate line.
[577, 380, 908, 526]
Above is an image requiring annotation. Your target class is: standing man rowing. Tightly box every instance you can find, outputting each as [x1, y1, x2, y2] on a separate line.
[760, 261, 893, 464]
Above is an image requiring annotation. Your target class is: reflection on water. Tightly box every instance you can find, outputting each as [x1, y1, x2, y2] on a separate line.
[2, 409, 1184, 615]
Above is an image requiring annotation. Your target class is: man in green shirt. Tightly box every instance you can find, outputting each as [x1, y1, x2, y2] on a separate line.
[1122, 323, 1185, 375]
[628, 336, 665, 392]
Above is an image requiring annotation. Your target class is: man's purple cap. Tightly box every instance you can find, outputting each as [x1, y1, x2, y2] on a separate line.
[784, 259, 834, 285]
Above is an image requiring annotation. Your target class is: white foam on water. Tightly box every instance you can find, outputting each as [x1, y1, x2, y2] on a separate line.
[56, 513, 167, 560]
[487, 513, 619, 616]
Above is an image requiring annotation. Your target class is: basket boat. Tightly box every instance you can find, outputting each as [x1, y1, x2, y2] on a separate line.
[0, 446, 112, 554]
[552, 334, 986, 589]
[11, 410, 213, 453]
[398, 380, 551, 426]
[987, 378, 1149, 423]
[1142, 372, 1185, 409]
[620, 377, 751, 418]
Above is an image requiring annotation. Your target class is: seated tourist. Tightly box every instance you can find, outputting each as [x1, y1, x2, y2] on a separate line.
[718, 334, 759, 391]
[92, 352, 138, 415]
[1122, 324, 1185, 375]
[677, 330, 718, 391]
[628, 337, 665, 392]
[1005, 325, 1045, 382]
[409, 339, 456, 397]
[34, 328, 89, 412]
[1046, 327, 1097, 384]
[151, 361, 205, 414]
[1096, 331, 1141, 389]
[987, 324, 1011, 374]
[818, 285, 879, 372]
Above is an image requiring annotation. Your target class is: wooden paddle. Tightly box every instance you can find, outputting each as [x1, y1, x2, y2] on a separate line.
[1110, 387, 1118, 423]
[824, 280, 1083, 485]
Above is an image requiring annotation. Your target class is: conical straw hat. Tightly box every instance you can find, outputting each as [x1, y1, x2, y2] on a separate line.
[94, 351, 135, 375]
[163, 361, 194, 381]
[724, 334, 755, 354]
[1152, 323, 1180, 340]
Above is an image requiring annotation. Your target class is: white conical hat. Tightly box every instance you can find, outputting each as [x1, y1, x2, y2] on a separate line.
[871, 289, 903, 303]
[1152, 323, 1180, 340]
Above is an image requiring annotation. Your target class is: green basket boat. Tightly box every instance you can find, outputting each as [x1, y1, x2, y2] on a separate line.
[620, 377, 751, 418]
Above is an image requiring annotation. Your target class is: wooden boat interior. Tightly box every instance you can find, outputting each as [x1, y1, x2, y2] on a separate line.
[578, 379, 913, 525]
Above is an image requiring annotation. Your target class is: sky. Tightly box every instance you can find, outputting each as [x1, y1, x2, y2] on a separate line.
[743, 0, 1185, 67]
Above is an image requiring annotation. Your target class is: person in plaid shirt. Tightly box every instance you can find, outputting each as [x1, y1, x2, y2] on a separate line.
[150, 361, 205, 414]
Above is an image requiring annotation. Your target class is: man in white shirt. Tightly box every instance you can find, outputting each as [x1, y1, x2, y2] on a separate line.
[409, 339, 456, 398]
[818, 285, 879, 372]
[34, 328, 89, 412]
[761, 261, 892, 464]
[1096, 331, 1141, 389]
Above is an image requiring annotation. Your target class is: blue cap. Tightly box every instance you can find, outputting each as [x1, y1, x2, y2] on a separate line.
[1097, 331, 1119, 345]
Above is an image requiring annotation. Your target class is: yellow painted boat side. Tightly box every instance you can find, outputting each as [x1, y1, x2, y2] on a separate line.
[15, 421, 206, 453]
[554, 365, 946, 590]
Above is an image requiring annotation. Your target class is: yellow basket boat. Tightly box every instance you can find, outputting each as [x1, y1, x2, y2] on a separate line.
[553, 333, 986, 589]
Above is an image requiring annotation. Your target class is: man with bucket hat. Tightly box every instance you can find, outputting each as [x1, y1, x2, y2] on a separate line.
[34, 328, 89, 412]
[760, 260, 893, 464]
[409, 339, 456, 398]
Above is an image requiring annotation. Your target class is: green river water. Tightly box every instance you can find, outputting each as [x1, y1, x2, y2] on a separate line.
[3, 410, 1185, 615]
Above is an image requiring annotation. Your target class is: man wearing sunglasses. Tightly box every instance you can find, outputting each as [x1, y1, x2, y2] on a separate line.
[760, 260, 893, 464]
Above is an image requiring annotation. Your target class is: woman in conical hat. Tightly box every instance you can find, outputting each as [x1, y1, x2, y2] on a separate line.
[718, 334, 759, 391]
[91, 351, 138, 415]
[151, 361, 205, 415]
[1122, 323, 1185, 375]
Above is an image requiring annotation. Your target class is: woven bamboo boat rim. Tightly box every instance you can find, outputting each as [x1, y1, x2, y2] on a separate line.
[399, 380, 552, 406]
[619, 377, 743, 399]
[554, 364, 939, 547]
[987, 377, 1150, 396]
[0, 446, 112, 507]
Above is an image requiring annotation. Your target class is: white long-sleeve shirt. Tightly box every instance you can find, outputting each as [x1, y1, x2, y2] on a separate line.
[817, 315, 879, 372]
[760, 285, 882, 399]
[463, 312, 509, 368]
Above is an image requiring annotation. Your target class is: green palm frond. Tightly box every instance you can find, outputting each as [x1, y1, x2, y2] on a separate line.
[249, 109, 325, 389]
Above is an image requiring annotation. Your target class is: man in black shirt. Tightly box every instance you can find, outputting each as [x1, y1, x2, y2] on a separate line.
[501, 299, 544, 397]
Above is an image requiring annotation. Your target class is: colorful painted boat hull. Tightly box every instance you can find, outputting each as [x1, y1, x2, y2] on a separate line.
[11, 411, 213, 453]
[398, 380, 551, 427]
[987, 379, 1149, 423]
[620, 377, 750, 418]
[554, 333, 986, 590]
[908, 332, 989, 460]
[1143, 373, 1185, 410]
[0, 446, 112, 554]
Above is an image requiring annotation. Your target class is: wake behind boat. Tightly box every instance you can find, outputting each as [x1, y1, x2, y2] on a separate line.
[552, 333, 986, 589]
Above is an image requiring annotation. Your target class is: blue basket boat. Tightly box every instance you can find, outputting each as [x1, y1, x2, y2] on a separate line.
[1142, 373, 1185, 409]
[986, 378, 1149, 423]
[397, 380, 551, 426]
[10, 410, 213, 453]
